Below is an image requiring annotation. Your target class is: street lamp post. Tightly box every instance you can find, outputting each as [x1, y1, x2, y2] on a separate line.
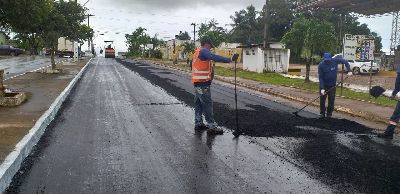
[191, 23, 196, 46]
[87, 14, 95, 52]
[263, 0, 270, 49]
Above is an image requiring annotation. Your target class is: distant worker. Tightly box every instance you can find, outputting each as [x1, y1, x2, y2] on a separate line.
[379, 67, 400, 138]
[192, 36, 231, 135]
[318, 53, 352, 118]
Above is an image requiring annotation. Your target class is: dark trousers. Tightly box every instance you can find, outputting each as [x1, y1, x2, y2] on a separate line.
[383, 100, 400, 134]
[390, 101, 400, 122]
[320, 86, 336, 116]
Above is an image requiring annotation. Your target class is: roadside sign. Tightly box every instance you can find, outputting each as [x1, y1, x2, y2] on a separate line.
[343, 34, 375, 61]
[146, 44, 154, 50]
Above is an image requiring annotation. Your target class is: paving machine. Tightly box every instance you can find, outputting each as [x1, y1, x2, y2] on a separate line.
[104, 41, 115, 58]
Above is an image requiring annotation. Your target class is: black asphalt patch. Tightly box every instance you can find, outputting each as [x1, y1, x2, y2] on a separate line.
[117, 59, 400, 193]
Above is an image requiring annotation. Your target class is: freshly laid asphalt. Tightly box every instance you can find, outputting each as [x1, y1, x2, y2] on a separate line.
[6, 57, 400, 193]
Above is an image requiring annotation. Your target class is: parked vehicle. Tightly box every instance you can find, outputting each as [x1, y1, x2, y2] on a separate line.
[56, 37, 75, 58]
[348, 60, 380, 75]
[333, 54, 380, 75]
[0, 45, 24, 56]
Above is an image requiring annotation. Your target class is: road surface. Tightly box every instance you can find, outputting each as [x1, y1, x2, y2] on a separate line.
[0, 56, 62, 79]
[6, 57, 400, 193]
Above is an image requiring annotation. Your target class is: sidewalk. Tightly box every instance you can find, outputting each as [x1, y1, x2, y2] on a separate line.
[147, 60, 394, 129]
[0, 59, 88, 163]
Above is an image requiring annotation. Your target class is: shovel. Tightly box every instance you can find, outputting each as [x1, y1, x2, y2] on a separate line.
[370, 86, 400, 101]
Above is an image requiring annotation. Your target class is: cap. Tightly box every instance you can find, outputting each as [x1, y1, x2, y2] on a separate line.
[323, 53, 332, 61]
[200, 36, 215, 48]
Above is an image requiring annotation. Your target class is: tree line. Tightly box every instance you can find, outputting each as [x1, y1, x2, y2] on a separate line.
[0, 0, 94, 69]
[124, 0, 382, 63]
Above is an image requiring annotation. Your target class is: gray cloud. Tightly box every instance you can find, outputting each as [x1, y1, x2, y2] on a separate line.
[96, 0, 263, 10]
[81, 0, 391, 54]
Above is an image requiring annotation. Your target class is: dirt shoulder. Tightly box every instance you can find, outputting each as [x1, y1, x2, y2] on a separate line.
[0, 58, 89, 163]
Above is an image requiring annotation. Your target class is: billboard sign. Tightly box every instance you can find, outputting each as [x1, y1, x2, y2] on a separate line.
[343, 34, 375, 61]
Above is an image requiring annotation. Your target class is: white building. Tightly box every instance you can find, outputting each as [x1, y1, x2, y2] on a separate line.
[160, 39, 200, 60]
[239, 43, 290, 73]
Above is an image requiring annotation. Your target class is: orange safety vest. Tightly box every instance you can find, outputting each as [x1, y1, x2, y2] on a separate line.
[192, 48, 212, 83]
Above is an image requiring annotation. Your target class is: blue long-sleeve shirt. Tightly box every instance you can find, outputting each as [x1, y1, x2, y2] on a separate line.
[194, 48, 231, 87]
[318, 58, 351, 88]
[392, 67, 400, 96]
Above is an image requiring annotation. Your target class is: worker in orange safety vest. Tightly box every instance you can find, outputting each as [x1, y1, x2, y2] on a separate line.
[192, 36, 232, 135]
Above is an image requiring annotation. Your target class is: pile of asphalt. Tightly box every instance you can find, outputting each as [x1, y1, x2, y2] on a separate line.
[117, 59, 400, 194]
[370, 86, 386, 98]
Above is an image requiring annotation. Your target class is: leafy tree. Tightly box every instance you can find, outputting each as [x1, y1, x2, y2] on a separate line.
[175, 31, 191, 41]
[125, 28, 165, 58]
[77, 24, 94, 46]
[125, 27, 151, 57]
[198, 19, 227, 47]
[41, 4, 67, 68]
[371, 32, 383, 52]
[148, 34, 165, 58]
[229, 5, 263, 44]
[151, 50, 163, 59]
[2, 0, 51, 54]
[282, 17, 336, 82]
[229, 1, 295, 44]
[13, 33, 45, 51]
[2, 0, 86, 58]
[182, 42, 195, 57]
[263, 0, 295, 41]
[42, 0, 86, 69]
[304, 10, 383, 52]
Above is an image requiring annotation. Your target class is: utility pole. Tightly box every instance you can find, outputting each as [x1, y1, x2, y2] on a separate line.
[263, 0, 270, 49]
[191, 23, 196, 46]
[391, 11, 400, 70]
[87, 14, 95, 52]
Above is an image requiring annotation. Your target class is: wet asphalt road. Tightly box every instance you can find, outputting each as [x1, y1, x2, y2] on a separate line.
[6, 57, 400, 193]
[0, 56, 61, 79]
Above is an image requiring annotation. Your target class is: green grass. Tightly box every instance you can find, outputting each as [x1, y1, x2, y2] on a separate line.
[214, 66, 397, 107]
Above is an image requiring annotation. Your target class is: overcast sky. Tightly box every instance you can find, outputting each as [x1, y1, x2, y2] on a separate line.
[79, 0, 393, 53]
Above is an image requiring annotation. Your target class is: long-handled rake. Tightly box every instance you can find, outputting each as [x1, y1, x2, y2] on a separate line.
[293, 77, 349, 117]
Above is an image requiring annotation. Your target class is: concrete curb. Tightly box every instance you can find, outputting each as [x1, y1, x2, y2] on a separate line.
[0, 58, 93, 192]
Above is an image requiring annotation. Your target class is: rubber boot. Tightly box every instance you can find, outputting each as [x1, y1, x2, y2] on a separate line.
[379, 125, 396, 139]
[207, 127, 224, 135]
[194, 124, 207, 131]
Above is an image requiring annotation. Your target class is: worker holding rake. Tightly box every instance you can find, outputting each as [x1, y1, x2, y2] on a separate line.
[192, 36, 232, 135]
[318, 53, 352, 118]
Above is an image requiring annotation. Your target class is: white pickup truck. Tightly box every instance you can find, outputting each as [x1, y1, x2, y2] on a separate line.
[333, 54, 380, 75]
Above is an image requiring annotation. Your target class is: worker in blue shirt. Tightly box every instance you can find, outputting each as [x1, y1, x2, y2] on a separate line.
[318, 53, 352, 118]
[379, 66, 400, 138]
[192, 36, 231, 135]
